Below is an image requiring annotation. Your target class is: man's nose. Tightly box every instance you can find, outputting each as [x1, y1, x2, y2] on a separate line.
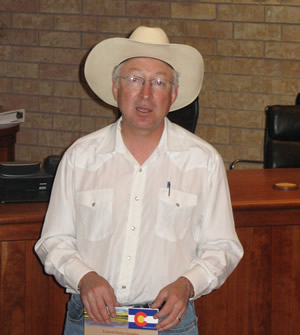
[140, 80, 152, 99]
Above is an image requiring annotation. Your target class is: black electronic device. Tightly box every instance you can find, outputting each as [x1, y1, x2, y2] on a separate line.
[0, 155, 60, 203]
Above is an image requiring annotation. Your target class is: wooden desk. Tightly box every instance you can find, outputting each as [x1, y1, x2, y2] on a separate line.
[0, 169, 300, 335]
[195, 168, 300, 335]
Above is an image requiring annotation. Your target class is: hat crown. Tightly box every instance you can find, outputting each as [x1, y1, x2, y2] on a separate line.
[129, 26, 170, 45]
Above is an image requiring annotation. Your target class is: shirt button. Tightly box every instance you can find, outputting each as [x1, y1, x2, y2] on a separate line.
[135, 196, 140, 201]
[139, 168, 142, 172]
[131, 226, 136, 231]
[127, 256, 131, 260]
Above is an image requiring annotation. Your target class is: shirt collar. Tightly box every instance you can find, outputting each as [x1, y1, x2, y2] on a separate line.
[94, 117, 190, 156]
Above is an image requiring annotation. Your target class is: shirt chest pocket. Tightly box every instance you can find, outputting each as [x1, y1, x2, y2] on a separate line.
[77, 189, 113, 241]
[155, 188, 198, 242]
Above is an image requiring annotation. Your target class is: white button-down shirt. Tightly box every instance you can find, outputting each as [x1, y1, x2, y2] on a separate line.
[35, 118, 243, 305]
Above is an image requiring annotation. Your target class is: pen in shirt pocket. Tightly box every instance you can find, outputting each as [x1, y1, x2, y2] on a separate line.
[167, 181, 171, 196]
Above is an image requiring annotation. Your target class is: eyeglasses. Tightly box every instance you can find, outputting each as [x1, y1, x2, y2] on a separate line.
[117, 75, 174, 91]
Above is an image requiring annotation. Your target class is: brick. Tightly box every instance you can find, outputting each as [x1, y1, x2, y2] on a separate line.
[22, 112, 53, 129]
[40, 31, 81, 48]
[12, 14, 53, 30]
[216, 109, 263, 128]
[217, 40, 264, 58]
[12, 79, 53, 96]
[216, 144, 263, 170]
[281, 61, 300, 78]
[82, 33, 117, 49]
[187, 22, 233, 39]
[13, 46, 53, 63]
[83, 0, 125, 16]
[53, 82, 89, 99]
[282, 25, 300, 43]
[0, 46, 12, 60]
[54, 15, 97, 32]
[0, 78, 11, 92]
[40, 0, 81, 14]
[95, 117, 116, 130]
[81, 116, 97, 133]
[39, 129, 79, 147]
[231, 0, 280, 4]
[231, 93, 281, 111]
[231, 128, 264, 146]
[218, 5, 264, 22]
[0, 93, 39, 112]
[0, 62, 39, 78]
[39, 64, 79, 80]
[172, 37, 216, 56]
[232, 59, 281, 76]
[197, 108, 215, 125]
[82, 99, 118, 118]
[203, 56, 231, 74]
[53, 115, 81, 131]
[216, 75, 262, 93]
[202, 73, 215, 91]
[263, 77, 300, 96]
[127, 1, 170, 18]
[40, 96, 80, 115]
[53, 48, 86, 65]
[142, 19, 186, 37]
[199, 90, 231, 109]
[98, 17, 141, 34]
[17, 128, 38, 145]
[172, 3, 216, 20]
[2, 0, 38, 12]
[234, 23, 281, 41]
[15, 144, 53, 162]
[0, 30, 38, 46]
[266, 42, 300, 60]
[196, 125, 230, 145]
[0, 13, 12, 29]
[266, 6, 300, 24]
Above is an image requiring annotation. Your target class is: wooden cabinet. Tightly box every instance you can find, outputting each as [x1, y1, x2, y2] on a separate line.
[0, 203, 69, 335]
[0, 124, 19, 161]
[1, 169, 300, 335]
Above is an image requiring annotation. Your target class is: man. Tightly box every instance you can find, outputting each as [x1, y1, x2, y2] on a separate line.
[35, 26, 243, 335]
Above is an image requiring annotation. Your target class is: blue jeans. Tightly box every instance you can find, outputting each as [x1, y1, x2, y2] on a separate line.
[64, 294, 198, 335]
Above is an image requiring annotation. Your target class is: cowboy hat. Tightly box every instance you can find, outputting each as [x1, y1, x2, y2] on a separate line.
[84, 26, 204, 111]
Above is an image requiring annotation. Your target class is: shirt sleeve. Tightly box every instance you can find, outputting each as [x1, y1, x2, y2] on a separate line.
[182, 151, 244, 299]
[34, 148, 94, 293]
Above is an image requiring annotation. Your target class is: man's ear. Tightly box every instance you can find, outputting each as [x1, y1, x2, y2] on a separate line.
[171, 85, 179, 106]
[112, 78, 118, 102]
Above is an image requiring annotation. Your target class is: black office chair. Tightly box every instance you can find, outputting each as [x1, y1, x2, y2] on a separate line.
[230, 105, 300, 169]
[117, 97, 199, 134]
[167, 98, 199, 133]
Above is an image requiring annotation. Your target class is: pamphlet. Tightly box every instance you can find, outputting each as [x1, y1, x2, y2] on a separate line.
[84, 307, 158, 335]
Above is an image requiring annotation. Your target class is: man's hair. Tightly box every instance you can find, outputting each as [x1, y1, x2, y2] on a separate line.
[112, 59, 179, 92]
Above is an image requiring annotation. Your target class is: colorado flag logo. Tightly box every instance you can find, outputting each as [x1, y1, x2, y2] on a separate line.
[128, 308, 158, 330]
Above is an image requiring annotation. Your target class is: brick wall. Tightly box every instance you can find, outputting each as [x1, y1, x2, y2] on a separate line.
[1, 0, 300, 168]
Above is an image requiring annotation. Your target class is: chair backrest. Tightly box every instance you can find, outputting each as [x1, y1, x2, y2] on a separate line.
[167, 98, 199, 133]
[264, 105, 300, 168]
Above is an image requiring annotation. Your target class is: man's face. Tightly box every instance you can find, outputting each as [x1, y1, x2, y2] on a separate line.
[112, 57, 178, 135]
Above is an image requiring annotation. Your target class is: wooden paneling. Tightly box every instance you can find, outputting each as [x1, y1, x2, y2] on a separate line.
[0, 168, 300, 334]
[0, 124, 19, 162]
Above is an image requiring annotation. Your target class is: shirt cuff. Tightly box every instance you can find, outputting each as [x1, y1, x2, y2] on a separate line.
[64, 258, 95, 293]
[182, 265, 213, 299]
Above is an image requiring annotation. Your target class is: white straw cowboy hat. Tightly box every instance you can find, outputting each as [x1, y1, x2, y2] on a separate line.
[84, 26, 204, 111]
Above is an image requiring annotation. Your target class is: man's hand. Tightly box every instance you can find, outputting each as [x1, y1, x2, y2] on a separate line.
[78, 271, 120, 324]
[151, 277, 194, 332]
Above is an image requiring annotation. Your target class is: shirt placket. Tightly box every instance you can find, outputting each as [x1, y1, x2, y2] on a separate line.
[117, 165, 146, 303]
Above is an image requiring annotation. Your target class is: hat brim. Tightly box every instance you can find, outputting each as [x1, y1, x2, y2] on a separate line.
[84, 38, 204, 112]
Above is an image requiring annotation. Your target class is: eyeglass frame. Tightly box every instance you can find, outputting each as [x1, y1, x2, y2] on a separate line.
[116, 74, 175, 91]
